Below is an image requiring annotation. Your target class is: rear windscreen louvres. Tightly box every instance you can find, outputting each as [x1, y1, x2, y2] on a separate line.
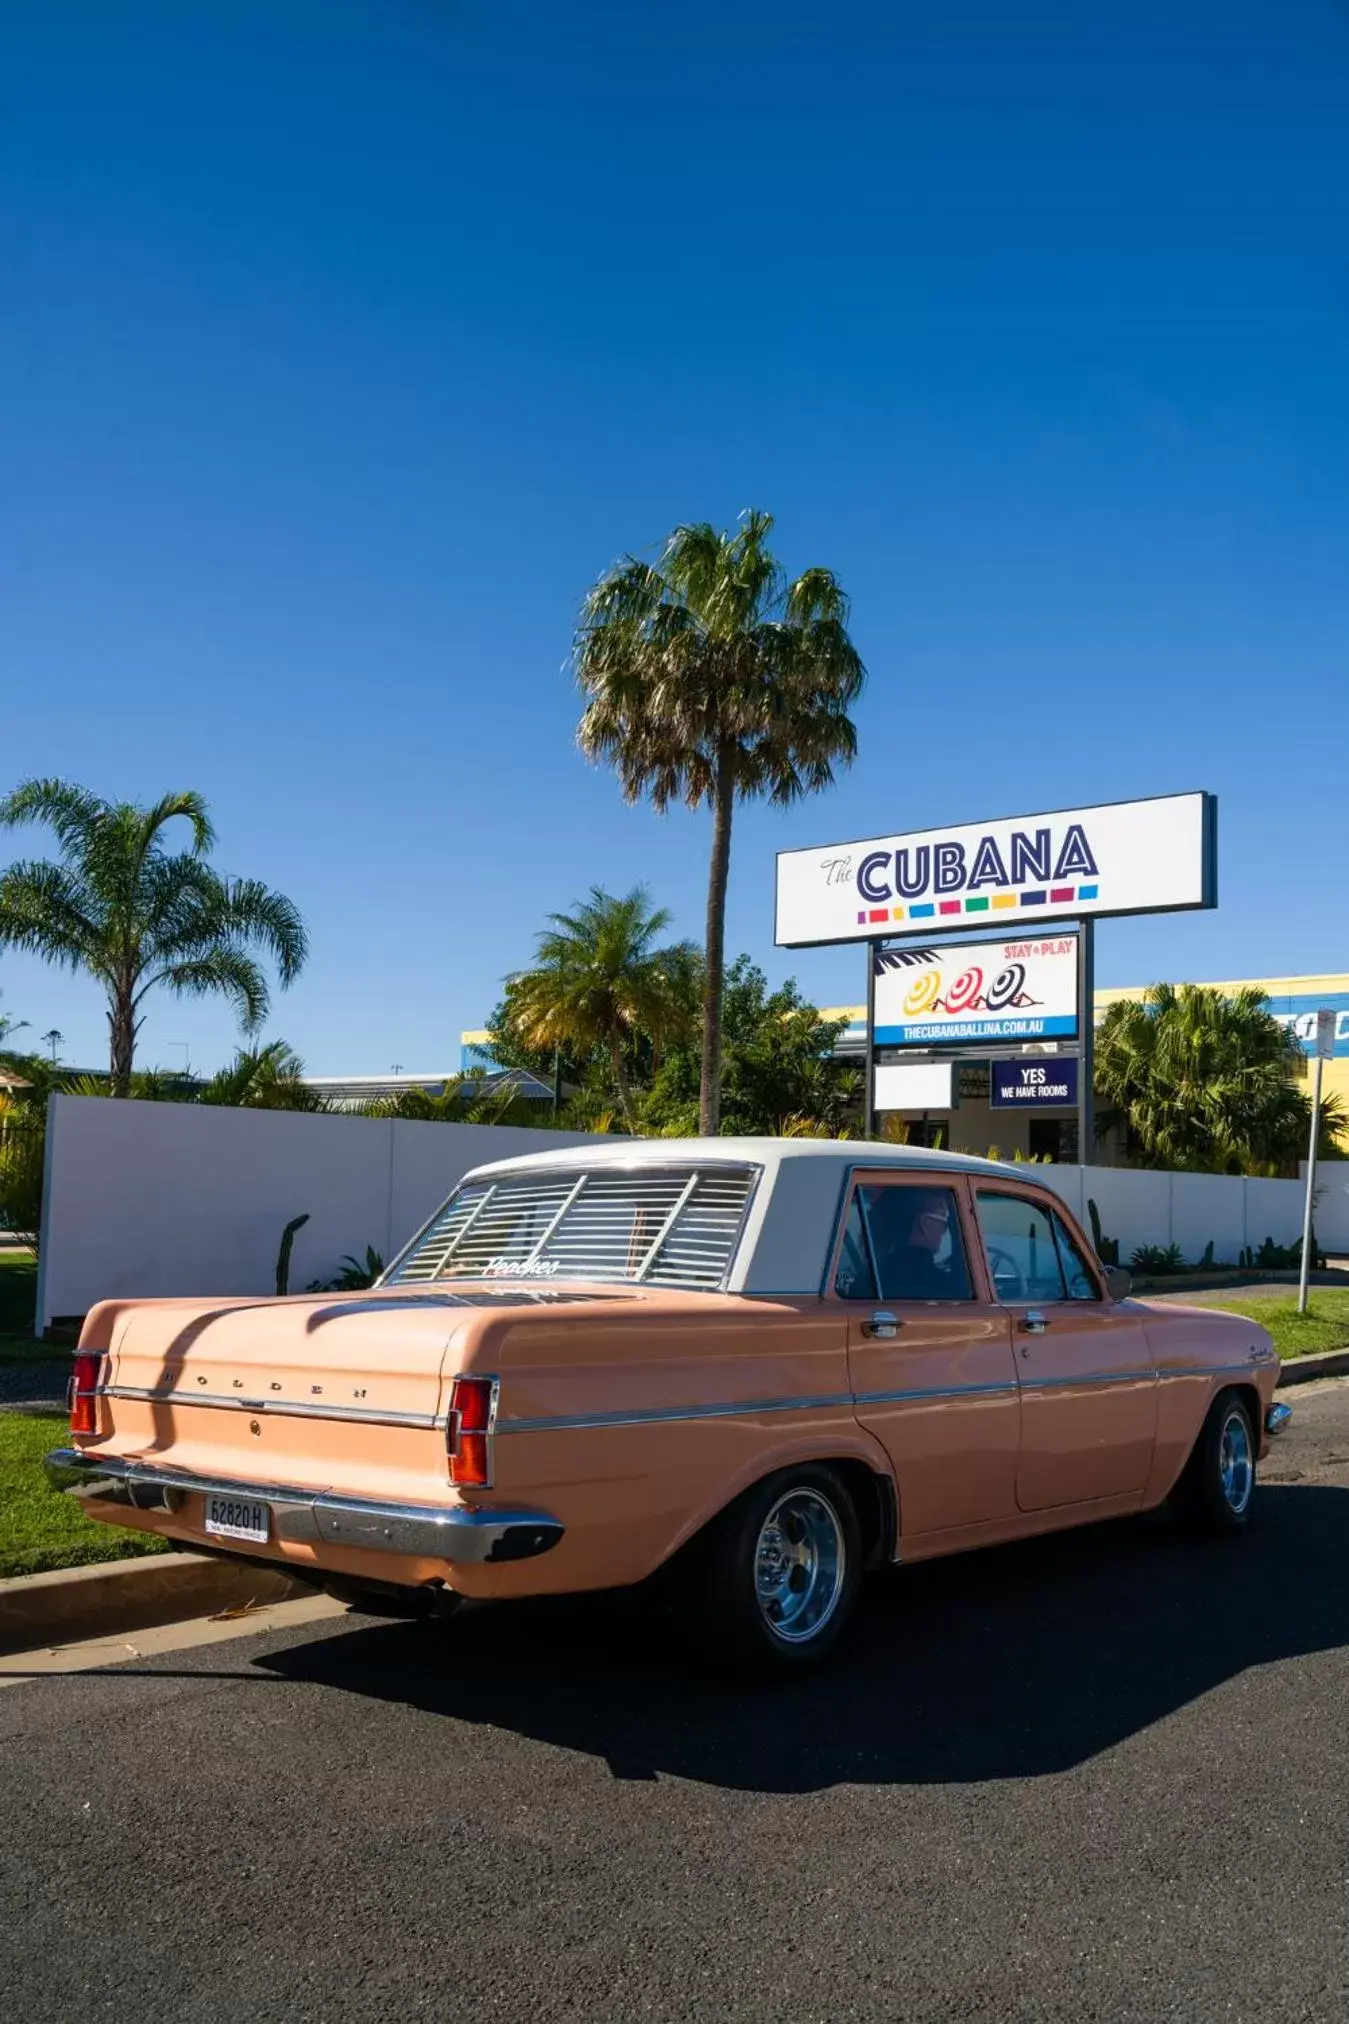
[387, 1165, 757, 1292]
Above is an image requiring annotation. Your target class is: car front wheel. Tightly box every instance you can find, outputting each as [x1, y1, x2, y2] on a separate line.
[671, 1464, 862, 1673]
[1175, 1388, 1258, 1532]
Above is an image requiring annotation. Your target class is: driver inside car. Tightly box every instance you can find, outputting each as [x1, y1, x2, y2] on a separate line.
[868, 1188, 971, 1301]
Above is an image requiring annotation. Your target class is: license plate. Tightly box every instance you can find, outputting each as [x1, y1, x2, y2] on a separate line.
[203, 1494, 270, 1544]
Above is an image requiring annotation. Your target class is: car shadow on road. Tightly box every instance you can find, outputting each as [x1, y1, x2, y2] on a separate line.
[257, 1485, 1349, 1791]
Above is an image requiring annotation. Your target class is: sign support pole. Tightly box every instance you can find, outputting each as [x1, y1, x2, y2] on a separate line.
[1297, 1009, 1334, 1314]
[1077, 919, 1095, 1166]
[864, 939, 878, 1137]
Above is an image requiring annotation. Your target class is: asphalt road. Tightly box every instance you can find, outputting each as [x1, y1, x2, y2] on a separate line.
[5, 1387, 1349, 2024]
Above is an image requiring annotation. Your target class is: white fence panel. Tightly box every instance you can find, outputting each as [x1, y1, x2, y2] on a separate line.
[36, 1095, 606, 1331]
[1077, 1168, 1170, 1261]
[1303, 1161, 1349, 1257]
[1168, 1173, 1240, 1264]
[1035, 1164, 1085, 1224]
[1243, 1176, 1304, 1255]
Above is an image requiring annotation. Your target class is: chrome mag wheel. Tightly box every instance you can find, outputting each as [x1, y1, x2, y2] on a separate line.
[753, 1487, 846, 1644]
[1219, 1408, 1254, 1515]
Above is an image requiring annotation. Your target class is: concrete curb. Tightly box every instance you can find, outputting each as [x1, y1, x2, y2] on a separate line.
[1277, 1348, 1349, 1387]
[0, 1551, 311, 1657]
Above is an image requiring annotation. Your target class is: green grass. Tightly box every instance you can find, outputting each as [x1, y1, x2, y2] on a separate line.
[0, 1249, 50, 1363]
[1202, 1288, 1349, 1360]
[0, 1410, 172, 1578]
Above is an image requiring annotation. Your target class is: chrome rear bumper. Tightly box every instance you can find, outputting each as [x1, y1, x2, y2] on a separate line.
[1265, 1402, 1293, 1437]
[43, 1449, 563, 1564]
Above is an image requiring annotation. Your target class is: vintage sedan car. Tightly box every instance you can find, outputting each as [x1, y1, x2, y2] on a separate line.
[47, 1139, 1290, 1669]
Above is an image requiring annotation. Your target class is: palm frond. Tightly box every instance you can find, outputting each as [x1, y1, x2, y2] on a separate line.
[0, 861, 105, 972]
[153, 949, 270, 1032]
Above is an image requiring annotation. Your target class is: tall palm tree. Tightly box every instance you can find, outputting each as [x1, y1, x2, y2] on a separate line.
[0, 779, 307, 1094]
[508, 886, 696, 1130]
[1095, 983, 1345, 1174]
[575, 510, 865, 1134]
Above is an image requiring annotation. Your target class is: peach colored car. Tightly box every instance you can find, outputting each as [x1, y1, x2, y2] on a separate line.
[47, 1140, 1290, 1670]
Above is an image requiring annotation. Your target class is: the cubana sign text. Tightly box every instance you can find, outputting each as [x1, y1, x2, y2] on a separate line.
[774, 792, 1216, 948]
[873, 936, 1078, 1049]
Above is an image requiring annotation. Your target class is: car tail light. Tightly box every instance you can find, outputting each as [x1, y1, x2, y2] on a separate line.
[447, 1375, 496, 1488]
[68, 1350, 104, 1437]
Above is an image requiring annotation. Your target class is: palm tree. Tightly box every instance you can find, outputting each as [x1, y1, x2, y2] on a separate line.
[575, 510, 865, 1134]
[0, 779, 307, 1095]
[195, 1040, 329, 1111]
[508, 886, 697, 1130]
[40, 1028, 62, 1064]
[1095, 983, 1346, 1174]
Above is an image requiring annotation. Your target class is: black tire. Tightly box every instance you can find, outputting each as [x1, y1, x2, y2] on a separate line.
[1174, 1388, 1258, 1533]
[667, 1464, 862, 1675]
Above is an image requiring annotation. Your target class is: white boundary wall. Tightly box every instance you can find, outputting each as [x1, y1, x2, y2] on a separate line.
[1038, 1161, 1349, 1264]
[33, 1097, 1349, 1330]
[36, 1095, 607, 1332]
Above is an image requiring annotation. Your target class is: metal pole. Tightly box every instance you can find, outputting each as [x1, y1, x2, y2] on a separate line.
[1298, 1051, 1323, 1315]
[1077, 920, 1095, 1166]
[864, 940, 878, 1139]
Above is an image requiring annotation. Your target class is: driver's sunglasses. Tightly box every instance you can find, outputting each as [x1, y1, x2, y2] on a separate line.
[917, 1206, 949, 1229]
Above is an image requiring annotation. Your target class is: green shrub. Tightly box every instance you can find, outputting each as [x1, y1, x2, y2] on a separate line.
[0, 1108, 44, 1250]
[1129, 1242, 1186, 1277]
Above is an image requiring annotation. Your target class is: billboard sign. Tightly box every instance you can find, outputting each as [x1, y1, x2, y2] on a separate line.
[991, 1058, 1080, 1109]
[775, 791, 1216, 948]
[873, 936, 1079, 1049]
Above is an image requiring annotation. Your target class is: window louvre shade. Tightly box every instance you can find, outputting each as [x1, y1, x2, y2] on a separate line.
[387, 1165, 757, 1292]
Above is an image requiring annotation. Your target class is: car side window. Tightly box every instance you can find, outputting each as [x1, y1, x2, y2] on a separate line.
[1051, 1211, 1101, 1301]
[836, 1184, 974, 1303]
[976, 1192, 1067, 1304]
[835, 1192, 877, 1301]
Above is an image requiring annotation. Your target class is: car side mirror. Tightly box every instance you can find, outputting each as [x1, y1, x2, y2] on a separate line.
[1106, 1266, 1132, 1300]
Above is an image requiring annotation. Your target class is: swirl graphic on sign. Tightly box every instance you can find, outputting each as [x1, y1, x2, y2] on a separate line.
[944, 966, 985, 1013]
[984, 963, 1029, 1011]
[901, 971, 942, 1015]
[895, 956, 1042, 1022]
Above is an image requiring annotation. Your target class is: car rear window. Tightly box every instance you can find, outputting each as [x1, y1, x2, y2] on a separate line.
[384, 1164, 759, 1292]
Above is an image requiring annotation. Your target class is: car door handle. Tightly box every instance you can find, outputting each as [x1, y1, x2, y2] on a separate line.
[1018, 1311, 1050, 1335]
[862, 1310, 901, 1340]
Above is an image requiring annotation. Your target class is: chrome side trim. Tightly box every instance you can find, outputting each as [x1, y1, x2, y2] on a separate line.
[43, 1450, 562, 1565]
[492, 1361, 1271, 1437]
[496, 1391, 856, 1435]
[1019, 1369, 1155, 1391]
[1156, 1363, 1269, 1382]
[97, 1385, 441, 1431]
[852, 1381, 1019, 1406]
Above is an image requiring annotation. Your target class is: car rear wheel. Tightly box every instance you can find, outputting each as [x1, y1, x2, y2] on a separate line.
[1175, 1388, 1258, 1532]
[669, 1464, 862, 1674]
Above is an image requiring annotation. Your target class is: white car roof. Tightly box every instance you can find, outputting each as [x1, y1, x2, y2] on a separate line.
[463, 1135, 1022, 1182]
[458, 1137, 1044, 1295]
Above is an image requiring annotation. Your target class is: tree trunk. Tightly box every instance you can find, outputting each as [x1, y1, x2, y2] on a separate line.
[108, 985, 137, 1097]
[609, 1040, 636, 1133]
[699, 750, 736, 1137]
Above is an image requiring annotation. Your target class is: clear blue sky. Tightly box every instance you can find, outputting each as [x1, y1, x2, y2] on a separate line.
[2, 1, 1346, 1075]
